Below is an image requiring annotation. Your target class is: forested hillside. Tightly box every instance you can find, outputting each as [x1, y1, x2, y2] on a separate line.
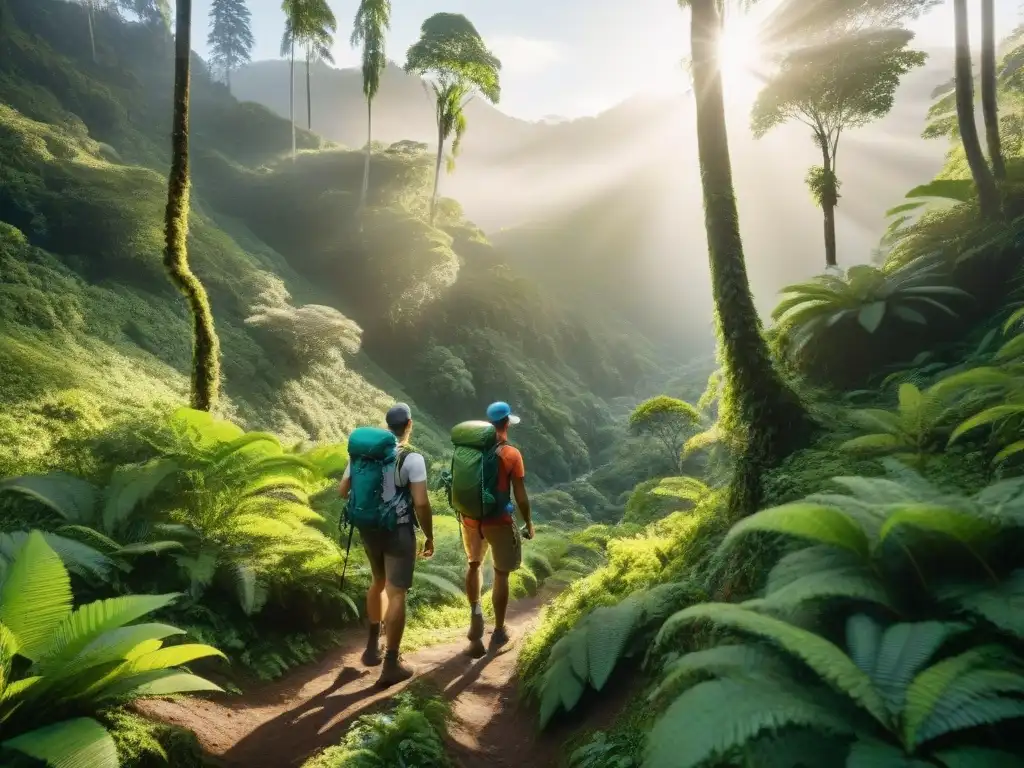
[6, 0, 1024, 766]
[0, 0, 672, 487]
[231, 51, 954, 344]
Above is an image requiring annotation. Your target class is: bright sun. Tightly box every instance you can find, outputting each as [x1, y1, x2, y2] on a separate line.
[716, 20, 767, 105]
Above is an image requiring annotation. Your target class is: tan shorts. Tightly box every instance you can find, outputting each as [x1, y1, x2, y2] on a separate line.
[461, 521, 522, 573]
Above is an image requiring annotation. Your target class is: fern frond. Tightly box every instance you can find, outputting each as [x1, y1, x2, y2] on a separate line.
[758, 565, 892, 614]
[765, 546, 867, 593]
[879, 505, 999, 552]
[656, 603, 890, 727]
[0, 531, 115, 581]
[1, 717, 119, 768]
[644, 677, 854, 768]
[649, 643, 790, 702]
[917, 669, 1024, 744]
[101, 459, 179, 535]
[936, 570, 1024, 638]
[0, 474, 97, 524]
[586, 598, 643, 691]
[539, 637, 586, 728]
[902, 645, 1015, 749]
[869, 620, 967, 718]
[0, 532, 73, 661]
[723, 504, 870, 557]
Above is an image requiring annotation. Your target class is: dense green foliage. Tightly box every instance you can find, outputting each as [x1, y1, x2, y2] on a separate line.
[519, 7, 1024, 768]
[8, 0, 1024, 766]
[0, 531, 223, 768]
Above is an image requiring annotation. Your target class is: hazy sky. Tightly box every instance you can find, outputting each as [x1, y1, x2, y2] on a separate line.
[192, 0, 1021, 120]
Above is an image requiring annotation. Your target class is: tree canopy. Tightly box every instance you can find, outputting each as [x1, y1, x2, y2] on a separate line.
[280, 0, 336, 63]
[752, 28, 926, 143]
[629, 396, 700, 470]
[404, 13, 501, 103]
[207, 0, 254, 85]
[351, 0, 391, 102]
[404, 13, 501, 221]
[761, 0, 938, 45]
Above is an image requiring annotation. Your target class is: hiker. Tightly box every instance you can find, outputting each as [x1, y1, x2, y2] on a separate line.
[338, 403, 434, 687]
[447, 401, 534, 658]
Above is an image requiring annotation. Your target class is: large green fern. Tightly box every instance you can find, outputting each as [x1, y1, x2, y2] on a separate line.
[538, 583, 699, 728]
[644, 610, 1024, 767]
[0, 532, 223, 768]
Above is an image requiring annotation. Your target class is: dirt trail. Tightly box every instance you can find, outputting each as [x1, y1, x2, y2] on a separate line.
[139, 593, 564, 767]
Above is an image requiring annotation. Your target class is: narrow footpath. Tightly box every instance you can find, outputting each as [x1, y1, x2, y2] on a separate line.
[140, 593, 568, 767]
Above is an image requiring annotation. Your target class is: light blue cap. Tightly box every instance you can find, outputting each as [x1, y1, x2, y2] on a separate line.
[486, 401, 521, 425]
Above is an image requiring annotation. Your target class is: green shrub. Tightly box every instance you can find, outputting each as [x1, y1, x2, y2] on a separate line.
[301, 691, 453, 768]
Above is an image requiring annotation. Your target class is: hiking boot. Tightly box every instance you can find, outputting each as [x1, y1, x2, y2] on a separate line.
[464, 638, 487, 659]
[361, 625, 382, 667]
[467, 612, 485, 643]
[361, 643, 382, 667]
[377, 652, 414, 688]
[489, 625, 514, 653]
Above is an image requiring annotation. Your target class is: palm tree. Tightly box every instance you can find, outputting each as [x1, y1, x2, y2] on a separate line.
[405, 13, 501, 224]
[980, 0, 1005, 181]
[953, 0, 1000, 217]
[282, 0, 335, 155]
[351, 0, 391, 211]
[164, 0, 221, 410]
[679, 0, 809, 516]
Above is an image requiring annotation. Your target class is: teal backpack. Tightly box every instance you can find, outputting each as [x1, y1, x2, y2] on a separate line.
[345, 427, 413, 531]
[444, 421, 510, 521]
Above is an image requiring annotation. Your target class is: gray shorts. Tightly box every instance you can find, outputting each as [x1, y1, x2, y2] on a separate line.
[358, 524, 416, 590]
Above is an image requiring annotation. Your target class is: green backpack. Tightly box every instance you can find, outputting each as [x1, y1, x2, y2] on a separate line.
[346, 426, 413, 531]
[446, 420, 510, 521]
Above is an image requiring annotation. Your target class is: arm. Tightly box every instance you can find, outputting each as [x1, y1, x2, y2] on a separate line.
[404, 454, 434, 557]
[409, 480, 434, 555]
[511, 475, 533, 538]
[338, 469, 351, 499]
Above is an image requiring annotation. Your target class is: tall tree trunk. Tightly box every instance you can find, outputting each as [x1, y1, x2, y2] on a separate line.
[164, 0, 221, 412]
[289, 40, 296, 161]
[980, 0, 1005, 180]
[689, 0, 810, 517]
[306, 49, 312, 131]
[360, 99, 372, 210]
[431, 122, 443, 224]
[953, 0, 1000, 217]
[819, 141, 838, 268]
[86, 0, 97, 63]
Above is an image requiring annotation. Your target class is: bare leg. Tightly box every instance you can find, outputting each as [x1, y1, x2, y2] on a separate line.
[362, 577, 387, 667]
[465, 561, 482, 605]
[383, 584, 407, 651]
[492, 569, 510, 631]
[366, 577, 386, 623]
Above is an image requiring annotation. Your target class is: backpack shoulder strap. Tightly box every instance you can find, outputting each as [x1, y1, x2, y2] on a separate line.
[394, 445, 416, 488]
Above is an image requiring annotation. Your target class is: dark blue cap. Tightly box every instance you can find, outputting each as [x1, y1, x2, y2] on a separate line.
[385, 402, 412, 428]
[486, 401, 521, 425]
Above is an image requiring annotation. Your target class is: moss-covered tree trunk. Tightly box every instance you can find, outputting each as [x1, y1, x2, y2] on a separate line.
[164, 0, 221, 412]
[980, 0, 1005, 181]
[953, 0, 1000, 217]
[689, 0, 810, 517]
